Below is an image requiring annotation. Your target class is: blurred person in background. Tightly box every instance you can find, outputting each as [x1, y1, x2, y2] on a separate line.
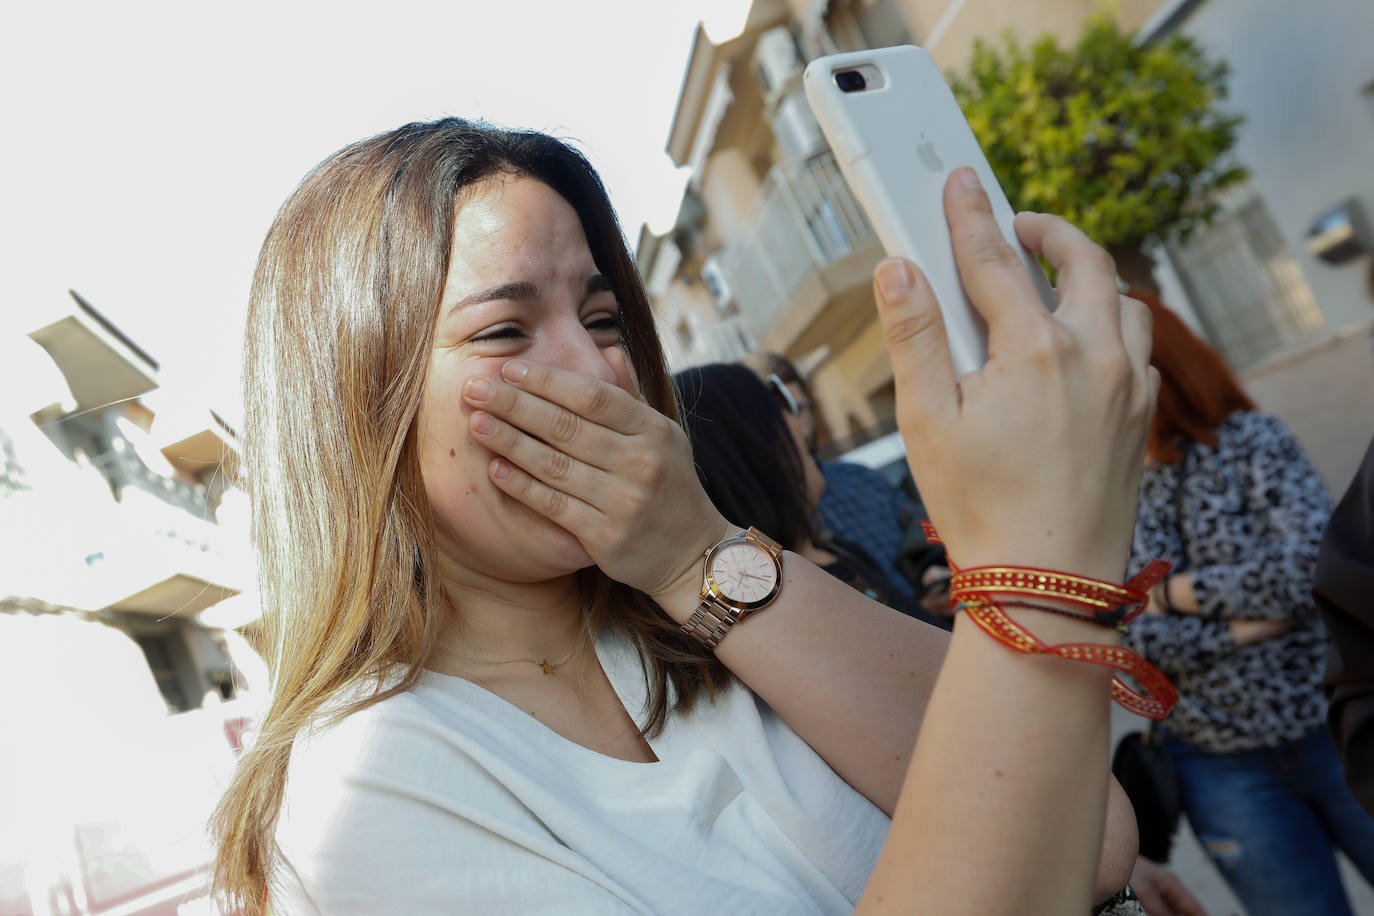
[1315, 430, 1374, 817]
[674, 362, 943, 628]
[1312, 257, 1374, 809]
[1123, 292, 1374, 916]
[745, 353, 950, 621]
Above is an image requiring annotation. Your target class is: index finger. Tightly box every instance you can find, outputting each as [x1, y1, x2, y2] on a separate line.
[1013, 211, 1121, 334]
[501, 358, 653, 436]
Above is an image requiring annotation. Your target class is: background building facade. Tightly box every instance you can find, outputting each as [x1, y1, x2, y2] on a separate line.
[640, 0, 1374, 490]
[1, 292, 259, 915]
[2, 290, 253, 711]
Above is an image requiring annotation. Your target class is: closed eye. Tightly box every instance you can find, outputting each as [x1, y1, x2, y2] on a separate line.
[470, 324, 524, 342]
[585, 316, 623, 333]
[468, 312, 621, 344]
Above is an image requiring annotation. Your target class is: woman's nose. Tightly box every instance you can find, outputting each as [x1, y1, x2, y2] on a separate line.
[537, 319, 620, 385]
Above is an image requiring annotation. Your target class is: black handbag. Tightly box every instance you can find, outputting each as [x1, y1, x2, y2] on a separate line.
[1111, 727, 1181, 863]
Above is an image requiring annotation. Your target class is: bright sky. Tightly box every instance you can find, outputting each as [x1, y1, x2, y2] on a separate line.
[5, 0, 750, 424]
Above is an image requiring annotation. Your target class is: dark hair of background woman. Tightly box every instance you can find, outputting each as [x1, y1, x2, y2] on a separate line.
[674, 363, 814, 551]
[1132, 290, 1256, 464]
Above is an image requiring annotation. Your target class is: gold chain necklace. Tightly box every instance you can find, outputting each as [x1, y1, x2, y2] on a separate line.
[448, 641, 585, 676]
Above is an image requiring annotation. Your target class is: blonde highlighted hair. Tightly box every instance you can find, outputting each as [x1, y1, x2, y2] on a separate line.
[211, 119, 730, 914]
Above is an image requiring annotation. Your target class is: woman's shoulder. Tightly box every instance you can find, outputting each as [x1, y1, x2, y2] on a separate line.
[1217, 409, 1292, 447]
[281, 672, 519, 807]
[272, 677, 632, 915]
[1214, 410, 1322, 476]
[275, 672, 571, 875]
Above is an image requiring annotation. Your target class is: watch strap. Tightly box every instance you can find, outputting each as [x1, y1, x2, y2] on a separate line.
[744, 526, 783, 558]
[680, 601, 740, 649]
[679, 526, 783, 650]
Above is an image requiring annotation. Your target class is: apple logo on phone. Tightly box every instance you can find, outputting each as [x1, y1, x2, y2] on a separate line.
[916, 139, 945, 173]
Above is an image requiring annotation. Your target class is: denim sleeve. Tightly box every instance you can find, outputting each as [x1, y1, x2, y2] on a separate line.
[1190, 415, 1333, 621]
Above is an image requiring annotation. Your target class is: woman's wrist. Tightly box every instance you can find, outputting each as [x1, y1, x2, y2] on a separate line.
[994, 603, 1126, 645]
[1160, 574, 1199, 615]
[645, 516, 737, 624]
[944, 536, 1131, 591]
[940, 544, 1177, 719]
[1154, 579, 1175, 614]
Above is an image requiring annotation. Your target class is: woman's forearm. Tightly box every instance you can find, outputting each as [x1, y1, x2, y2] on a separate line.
[652, 544, 947, 816]
[652, 550, 1136, 900]
[857, 610, 1121, 915]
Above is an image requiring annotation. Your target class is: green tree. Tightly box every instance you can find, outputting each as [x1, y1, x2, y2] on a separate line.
[949, 14, 1248, 293]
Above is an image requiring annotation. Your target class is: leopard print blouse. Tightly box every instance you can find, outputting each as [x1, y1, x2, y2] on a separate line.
[1124, 411, 1334, 753]
[1093, 885, 1147, 915]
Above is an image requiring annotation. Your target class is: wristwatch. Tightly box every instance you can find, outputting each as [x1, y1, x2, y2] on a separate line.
[679, 527, 784, 649]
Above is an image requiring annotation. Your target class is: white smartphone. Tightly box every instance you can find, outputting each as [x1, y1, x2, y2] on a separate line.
[803, 45, 1056, 377]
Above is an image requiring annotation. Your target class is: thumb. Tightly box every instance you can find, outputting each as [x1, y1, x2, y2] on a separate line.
[874, 257, 958, 426]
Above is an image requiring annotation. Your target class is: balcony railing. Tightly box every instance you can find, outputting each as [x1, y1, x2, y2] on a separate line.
[0, 482, 247, 615]
[717, 151, 877, 339]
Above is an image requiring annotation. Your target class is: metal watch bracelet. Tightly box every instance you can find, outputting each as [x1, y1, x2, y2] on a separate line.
[680, 601, 743, 650]
[679, 527, 783, 650]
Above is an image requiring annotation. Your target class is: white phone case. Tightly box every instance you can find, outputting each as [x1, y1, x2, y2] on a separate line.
[803, 45, 1056, 377]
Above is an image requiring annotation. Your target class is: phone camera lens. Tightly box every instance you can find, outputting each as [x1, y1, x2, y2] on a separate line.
[834, 70, 867, 93]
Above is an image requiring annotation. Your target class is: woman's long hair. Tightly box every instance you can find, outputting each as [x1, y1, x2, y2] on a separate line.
[675, 363, 814, 551]
[1134, 290, 1256, 464]
[211, 119, 730, 914]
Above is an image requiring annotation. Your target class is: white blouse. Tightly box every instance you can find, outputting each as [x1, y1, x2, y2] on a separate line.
[272, 629, 890, 914]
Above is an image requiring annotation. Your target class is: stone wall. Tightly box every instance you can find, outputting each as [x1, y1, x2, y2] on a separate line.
[1241, 318, 1374, 495]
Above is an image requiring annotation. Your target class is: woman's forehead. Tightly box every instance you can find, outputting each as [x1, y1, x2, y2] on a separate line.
[445, 176, 595, 291]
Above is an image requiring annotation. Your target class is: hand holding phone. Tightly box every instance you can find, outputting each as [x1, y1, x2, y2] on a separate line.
[804, 45, 1057, 377]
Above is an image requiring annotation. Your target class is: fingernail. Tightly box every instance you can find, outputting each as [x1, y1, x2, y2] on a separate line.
[957, 167, 981, 191]
[464, 376, 493, 401]
[876, 259, 914, 302]
[491, 458, 511, 480]
[471, 412, 496, 436]
[502, 360, 528, 382]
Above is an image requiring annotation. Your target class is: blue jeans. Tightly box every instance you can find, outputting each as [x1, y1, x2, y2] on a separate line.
[1165, 729, 1374, 916]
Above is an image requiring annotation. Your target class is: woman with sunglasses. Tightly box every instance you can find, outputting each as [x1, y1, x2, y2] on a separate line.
[751, 353, 953, 619]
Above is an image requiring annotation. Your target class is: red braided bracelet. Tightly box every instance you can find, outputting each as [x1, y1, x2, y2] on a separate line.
[960, 599, 1129, 632]
[923, 521, 1179, 721]
[954, 595, 1179, 720]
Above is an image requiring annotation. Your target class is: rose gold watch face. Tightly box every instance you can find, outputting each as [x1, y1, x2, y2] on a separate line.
[710, 541, 778, 603]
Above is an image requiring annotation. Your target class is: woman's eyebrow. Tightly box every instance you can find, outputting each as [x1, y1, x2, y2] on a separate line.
[449, 280, 539, 314]
[448, 275, 610, 315]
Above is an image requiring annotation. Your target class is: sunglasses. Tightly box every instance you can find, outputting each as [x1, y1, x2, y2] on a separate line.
[766, 374, 814, 418]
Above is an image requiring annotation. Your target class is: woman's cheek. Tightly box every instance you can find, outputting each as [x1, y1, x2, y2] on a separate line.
[416, 416, 482, 513]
